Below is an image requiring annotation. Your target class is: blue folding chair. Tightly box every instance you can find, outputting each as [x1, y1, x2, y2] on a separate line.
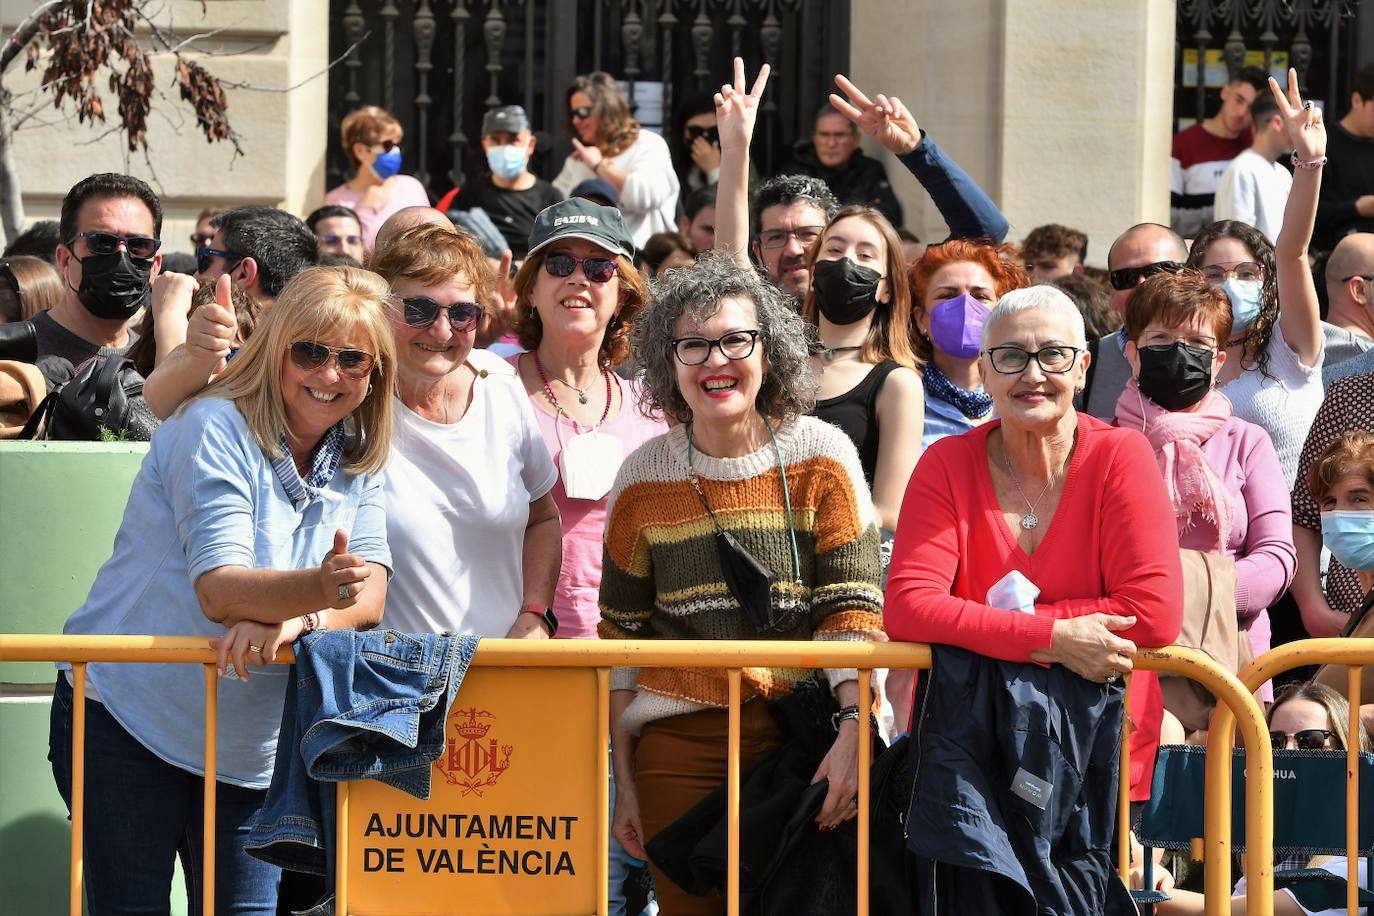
[1132, 744, 1374, 912]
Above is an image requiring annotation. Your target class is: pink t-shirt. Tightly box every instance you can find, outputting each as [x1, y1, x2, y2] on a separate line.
[508, 355, 668, 638]
[323, 175, 431, 249]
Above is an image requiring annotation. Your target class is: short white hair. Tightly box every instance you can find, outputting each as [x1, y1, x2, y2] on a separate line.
[980, 285, 1087, 349]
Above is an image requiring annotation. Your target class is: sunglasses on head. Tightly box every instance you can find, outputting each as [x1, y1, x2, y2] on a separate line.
[571, 106, 593, 120]
[197, 246, 246, 275]
[288, 340, 376, 379]
[402, 296, 483, 331]
[544, 251, 618, 283]
[76, 230, 161, 260]
[685, 124, 720, 145]
[1108, 260, 1184, 291]
[1269, 728, 1335, 751]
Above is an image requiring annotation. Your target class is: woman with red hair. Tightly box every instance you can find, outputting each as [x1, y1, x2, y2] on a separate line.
[910, 239, 1029, 447]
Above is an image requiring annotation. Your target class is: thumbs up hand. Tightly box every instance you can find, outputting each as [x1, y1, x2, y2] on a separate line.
[319, 527, 370, 608]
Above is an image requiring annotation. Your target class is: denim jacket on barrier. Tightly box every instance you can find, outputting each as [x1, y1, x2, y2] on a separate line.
[244, 628, 479, 906]
[904, 645, 1136, 916]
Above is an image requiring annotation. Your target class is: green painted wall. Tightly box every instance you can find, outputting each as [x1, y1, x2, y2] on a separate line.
[0, 442, 187, 915]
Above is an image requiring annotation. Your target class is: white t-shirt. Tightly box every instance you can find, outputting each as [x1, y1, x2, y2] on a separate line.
[383, 349, 558, 635]
[1235, 857, 1368, 915]
[1221, 320, 1323, 489]
[1214, 148, 1293, 244]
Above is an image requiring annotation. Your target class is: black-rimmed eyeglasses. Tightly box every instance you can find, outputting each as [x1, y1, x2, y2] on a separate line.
[984, 345, 1081, 375]
[671, 329, 760, 366]
[197, 245, 246, 275]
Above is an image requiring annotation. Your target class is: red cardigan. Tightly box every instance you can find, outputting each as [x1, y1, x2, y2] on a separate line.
[887, 413, 1182, 654]
[886, 414, 1183, 800]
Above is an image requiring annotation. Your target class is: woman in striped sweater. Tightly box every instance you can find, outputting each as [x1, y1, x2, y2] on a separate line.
[598, 251, 885, 914]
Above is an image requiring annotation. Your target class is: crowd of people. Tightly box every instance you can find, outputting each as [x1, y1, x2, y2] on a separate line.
[2, 53, 1374, 916]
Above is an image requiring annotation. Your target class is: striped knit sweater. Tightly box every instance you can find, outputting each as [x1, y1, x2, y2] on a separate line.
[598, 415, 886, 734]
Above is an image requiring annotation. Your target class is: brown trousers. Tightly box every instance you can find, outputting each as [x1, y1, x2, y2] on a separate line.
[635, 700, 784, 916]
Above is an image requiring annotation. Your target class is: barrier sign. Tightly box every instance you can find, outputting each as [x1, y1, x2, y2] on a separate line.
[342, 668, 600, 914]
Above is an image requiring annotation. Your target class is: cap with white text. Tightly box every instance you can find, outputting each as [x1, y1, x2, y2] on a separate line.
[481, 105, 530, 136]
[526, 197, 636, 261]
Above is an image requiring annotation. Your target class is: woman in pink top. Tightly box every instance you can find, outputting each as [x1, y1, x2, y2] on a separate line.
[507, 198, 667, 638]
[1114, 268, 1295, 697]
[324, 106, 431, 250]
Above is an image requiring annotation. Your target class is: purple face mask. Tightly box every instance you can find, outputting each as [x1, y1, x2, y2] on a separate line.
[928, 292, 990, 359]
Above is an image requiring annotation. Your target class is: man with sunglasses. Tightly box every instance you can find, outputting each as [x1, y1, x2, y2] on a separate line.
[1319, 232, 1374, 378]
[1077, 222, 1189, 419]
[305, 204, 367, 262]
[143, 208, 318, 419]
[30, 173, 163, 367]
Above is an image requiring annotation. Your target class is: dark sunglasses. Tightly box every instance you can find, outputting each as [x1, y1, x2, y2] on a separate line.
[76, 230, 161, 260]
[402, 296, 483, 331]
[544, 251, 618, 283]
[190, 232, 215, 248]
[1269, 728, 1335, 750]
[288, 340, 376, 379]
[196, 245, 246, 275]
[685, 124, 720, 145]
[1108, 260, 1184, 292]
[571, 106, 593, 120]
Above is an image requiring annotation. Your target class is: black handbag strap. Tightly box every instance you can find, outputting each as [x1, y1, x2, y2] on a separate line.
[17, 389, 56, 439]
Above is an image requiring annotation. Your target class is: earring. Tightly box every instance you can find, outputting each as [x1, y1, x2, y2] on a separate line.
[365, 383, 373, 396]
[609, 314, 621, 329]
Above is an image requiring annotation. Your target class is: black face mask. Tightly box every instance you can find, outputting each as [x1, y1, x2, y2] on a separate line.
[71, 249, 154, 320]
[811, 257, 882, 325]
[1136, 341, 1214, 411]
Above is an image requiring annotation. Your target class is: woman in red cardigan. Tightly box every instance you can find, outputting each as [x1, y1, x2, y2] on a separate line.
[886, 284, 1184, 809]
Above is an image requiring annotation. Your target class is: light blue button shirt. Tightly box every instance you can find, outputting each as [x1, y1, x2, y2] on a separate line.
[63, 398, 391, 788]
[922, 391, 979, 450]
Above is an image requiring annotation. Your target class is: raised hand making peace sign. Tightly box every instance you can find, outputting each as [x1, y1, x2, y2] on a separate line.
[1269, 67, 1327, 164]
[829, 74, 923, 156]
[713, 56, 770, 155]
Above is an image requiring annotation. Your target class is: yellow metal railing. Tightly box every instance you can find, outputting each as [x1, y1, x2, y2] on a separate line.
[1231, 638, 1374, 916]
[0, 635, 1275, 916]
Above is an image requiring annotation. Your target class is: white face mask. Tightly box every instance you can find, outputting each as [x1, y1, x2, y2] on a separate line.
[559, 427, 624, 500]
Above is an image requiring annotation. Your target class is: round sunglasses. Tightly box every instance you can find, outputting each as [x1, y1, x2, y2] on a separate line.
[402, 296, 483, 331]
[288, 340, 376, 379]
[544, 252, 617, 283]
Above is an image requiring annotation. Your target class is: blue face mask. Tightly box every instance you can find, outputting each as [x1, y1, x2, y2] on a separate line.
[486, 144, 528, 181]
[370, 147, 403, 181]
[1221, 278, 1264, 331]
[1321, 510, 1374, 571]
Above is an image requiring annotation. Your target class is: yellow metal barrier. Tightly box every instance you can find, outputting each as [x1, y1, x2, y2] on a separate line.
[0, 635, 1274, 916]
[1232, 638, 1374, 916]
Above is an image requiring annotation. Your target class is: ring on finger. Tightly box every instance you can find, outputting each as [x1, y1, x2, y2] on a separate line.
[248, 644, 263, 654]
[338, 583, 351, 600]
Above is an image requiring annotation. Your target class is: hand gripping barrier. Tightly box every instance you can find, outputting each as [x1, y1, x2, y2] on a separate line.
[0, 635, 1274, 916]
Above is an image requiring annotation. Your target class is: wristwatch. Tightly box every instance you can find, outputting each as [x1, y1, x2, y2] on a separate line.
[519, 604, 559, 637]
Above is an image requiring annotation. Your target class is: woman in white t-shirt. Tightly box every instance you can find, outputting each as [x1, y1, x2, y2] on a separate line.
[551, 71, 679, 247]
[1187, 71, 1327, 488]
[367, 223, 562, 638]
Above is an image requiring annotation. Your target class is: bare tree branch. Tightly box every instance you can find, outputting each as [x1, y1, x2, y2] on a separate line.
[217, 32, 370, 94]
[0, 0, 65, 75]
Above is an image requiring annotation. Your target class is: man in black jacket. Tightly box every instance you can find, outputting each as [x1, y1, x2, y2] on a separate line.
[785, 103, 903, 228]
[1315, 63, 1374, 251]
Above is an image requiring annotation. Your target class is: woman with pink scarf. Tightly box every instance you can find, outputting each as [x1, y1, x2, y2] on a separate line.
[1114, 267, 1295, 699]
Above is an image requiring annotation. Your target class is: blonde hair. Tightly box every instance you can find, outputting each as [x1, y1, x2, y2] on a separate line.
[198, 266, 398, 475]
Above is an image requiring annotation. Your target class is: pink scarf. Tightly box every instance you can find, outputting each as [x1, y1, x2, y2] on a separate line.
[1114, 378, 1234, 552]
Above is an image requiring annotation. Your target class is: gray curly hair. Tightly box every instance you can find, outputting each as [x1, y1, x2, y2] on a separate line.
[634, 250, 816, 425]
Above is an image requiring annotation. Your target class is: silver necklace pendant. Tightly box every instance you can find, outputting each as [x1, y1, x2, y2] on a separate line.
[577, 390, 588, 404]
[1020, 513, 1039, 530]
